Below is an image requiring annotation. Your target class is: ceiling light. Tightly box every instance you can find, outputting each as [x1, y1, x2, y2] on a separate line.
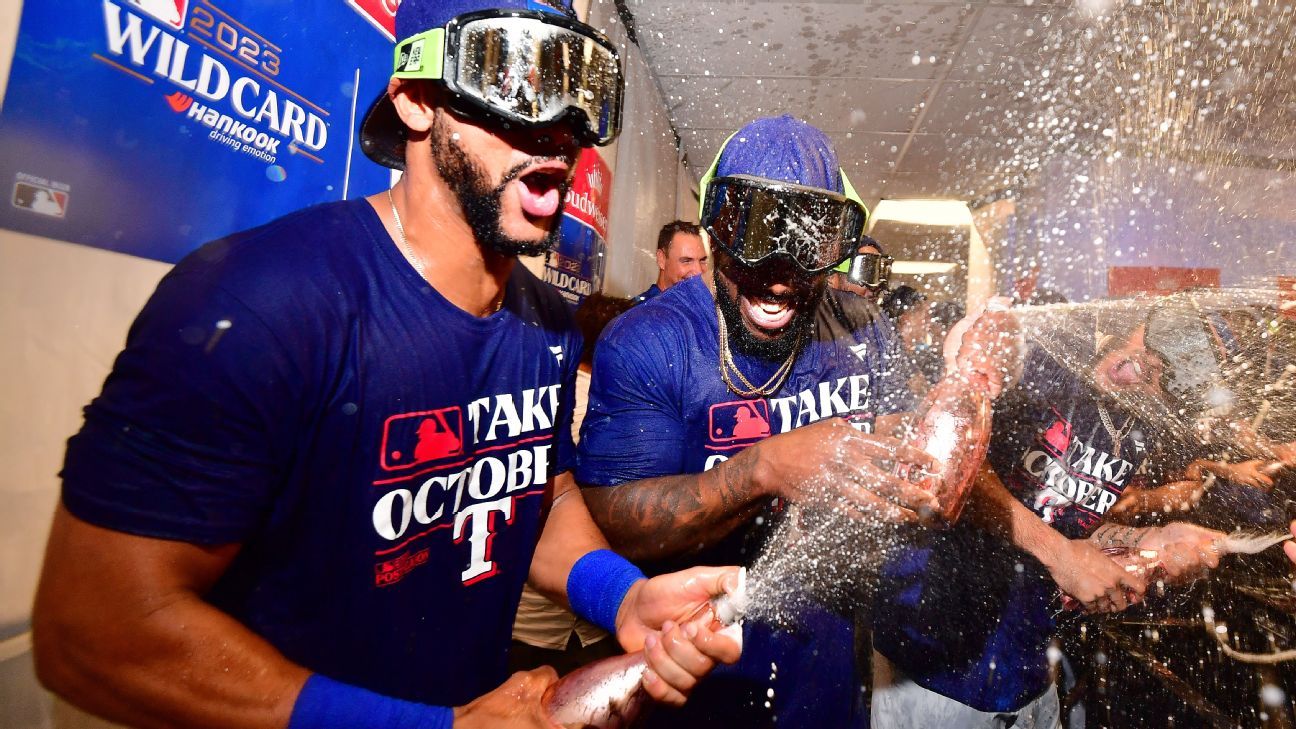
[870, 199, 973, 228]
[891, 260, 958, 275]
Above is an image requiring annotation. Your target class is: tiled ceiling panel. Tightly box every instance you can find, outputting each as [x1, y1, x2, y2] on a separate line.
[662, 77, 932, 134]
[618, 0, 1296, 201]
[635, 3, 974, 81]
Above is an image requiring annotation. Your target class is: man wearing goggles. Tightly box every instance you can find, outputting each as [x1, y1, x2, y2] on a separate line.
[36, 2, 738, 728]
[578, 116, 937, 728]
[830, 238, 894, 303]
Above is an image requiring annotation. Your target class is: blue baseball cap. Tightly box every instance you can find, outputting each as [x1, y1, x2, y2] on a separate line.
[360, 0, 576, 169]
[715, 115, 844, 193]
[395, 0, 572, 44]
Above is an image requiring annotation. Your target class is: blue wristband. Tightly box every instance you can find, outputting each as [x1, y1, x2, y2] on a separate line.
[288, 674, 453, 729]
[566, 549, 647, 634]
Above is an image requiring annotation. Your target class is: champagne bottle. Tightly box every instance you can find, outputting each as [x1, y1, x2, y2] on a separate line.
[902, 369, 993, 523]
[901, 297, 1014, 523]
[544, 576, 746, 729]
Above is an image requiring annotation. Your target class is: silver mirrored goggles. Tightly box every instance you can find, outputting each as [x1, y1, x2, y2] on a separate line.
[836, 247, 893, 289]
[700, 175, 867, 274]
[393, 11, 624, 146]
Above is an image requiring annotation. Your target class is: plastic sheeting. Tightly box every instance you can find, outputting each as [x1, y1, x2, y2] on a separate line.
[588, 1, 696, 298]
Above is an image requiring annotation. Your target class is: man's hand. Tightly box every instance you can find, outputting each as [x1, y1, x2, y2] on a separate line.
[1204, 459, 1279, 489]
[1138, 522, 1224, 583]
[614, 566, 743, 705]
[943, 296, 1021, 398]
[452, 667, 558, 729]
[1048, 537, 1146, 613]
[751, 418, 939, 523]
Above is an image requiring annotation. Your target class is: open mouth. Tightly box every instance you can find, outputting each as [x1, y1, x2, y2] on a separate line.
[514, 162, 570, 219]
[740, 294, 796, 332]
[1108, 357, 1147, 386]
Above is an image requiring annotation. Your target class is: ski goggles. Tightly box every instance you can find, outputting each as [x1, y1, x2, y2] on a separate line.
[393, 10, 623, 146]
[699, 173, 869, 274]
[834, 246, 893, 289]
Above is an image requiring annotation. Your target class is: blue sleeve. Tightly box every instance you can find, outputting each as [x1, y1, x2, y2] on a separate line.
[61, 270, 303, 544]
[575, 329, 687, 486]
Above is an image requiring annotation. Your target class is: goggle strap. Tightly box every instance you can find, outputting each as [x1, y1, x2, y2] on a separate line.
[392, 28, 447, 81]
[697, 131, 740, 224]
[839, 170, 869, 223]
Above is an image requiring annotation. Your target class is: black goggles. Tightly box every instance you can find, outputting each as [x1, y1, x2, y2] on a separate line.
[836, 249, 893, 289]
[700, 174, 868, 274]
[394, 11, 624, 146]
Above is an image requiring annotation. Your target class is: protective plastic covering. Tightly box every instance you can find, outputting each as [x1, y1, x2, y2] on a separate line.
[587, 0, 695, 297]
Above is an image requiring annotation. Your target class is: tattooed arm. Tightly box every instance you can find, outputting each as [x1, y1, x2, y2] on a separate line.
[1088, 522, 1151, 550]
[582, 419, 939, 562]
[581, 446, 771, 562]
[1089, 521, 1222, 583]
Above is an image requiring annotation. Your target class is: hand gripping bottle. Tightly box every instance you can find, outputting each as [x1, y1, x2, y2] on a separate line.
[543, 570, 747, 729]
[901, 368, 993, 523]
[903, 298, 1017, 523]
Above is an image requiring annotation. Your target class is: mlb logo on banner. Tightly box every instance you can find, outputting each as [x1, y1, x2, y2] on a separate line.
[379, 406, 465, 470]
[349, 0, 398, 40]
[127, 0, 189, 29]
[708, 400, 771, 445]
[12, 181, 68, 218]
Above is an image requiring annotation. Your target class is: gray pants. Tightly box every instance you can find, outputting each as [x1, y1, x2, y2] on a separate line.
[872, 651, 1061, 729]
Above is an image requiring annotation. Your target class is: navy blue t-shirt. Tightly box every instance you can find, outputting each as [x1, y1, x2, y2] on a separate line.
[578, 275, 913, 728]
[61, 199, 580, 707]
[873, 349, 1156, 712]
[634, 283, 662, 303]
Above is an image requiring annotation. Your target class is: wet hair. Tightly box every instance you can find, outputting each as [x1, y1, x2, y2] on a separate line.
[657, 220, 702, 252]
[574, 293, 636, 366]
[882, 285, 926, 320]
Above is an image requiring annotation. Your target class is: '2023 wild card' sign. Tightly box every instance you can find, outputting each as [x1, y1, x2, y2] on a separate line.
[0, 0, 394, 262]
[546, 148, 612, 305]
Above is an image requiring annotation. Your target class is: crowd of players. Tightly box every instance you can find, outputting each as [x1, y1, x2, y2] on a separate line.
[29, 1, 1296, 727]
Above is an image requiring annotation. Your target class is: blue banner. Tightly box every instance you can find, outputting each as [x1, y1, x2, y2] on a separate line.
[0, 0, 394, 262]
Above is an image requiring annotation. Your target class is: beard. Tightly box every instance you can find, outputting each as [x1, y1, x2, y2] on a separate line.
[430, 115, 567, 257]
[714, 268, 816, 362]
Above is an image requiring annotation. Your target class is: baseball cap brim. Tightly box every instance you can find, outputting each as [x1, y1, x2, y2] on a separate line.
[360, 89, 407, 171]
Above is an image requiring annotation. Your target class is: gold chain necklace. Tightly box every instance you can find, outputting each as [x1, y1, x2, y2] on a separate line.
[716, 302, 801, 398]
[1096, 401, 1135, 459]
[387, 188, 424, 279]
[387, 188, 502, 315]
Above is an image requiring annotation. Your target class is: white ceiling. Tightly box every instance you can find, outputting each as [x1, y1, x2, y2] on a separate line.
[619, 0, 1296, 204]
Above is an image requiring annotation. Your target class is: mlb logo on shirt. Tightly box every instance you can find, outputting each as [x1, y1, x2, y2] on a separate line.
[127, 0, 189, 29]
[1041, 417, 1072, 456]
[708, 400, 771, 445]
[379, 407, 465, 471]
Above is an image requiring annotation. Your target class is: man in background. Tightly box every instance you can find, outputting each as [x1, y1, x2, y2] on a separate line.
[636, 220, 708, 302]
